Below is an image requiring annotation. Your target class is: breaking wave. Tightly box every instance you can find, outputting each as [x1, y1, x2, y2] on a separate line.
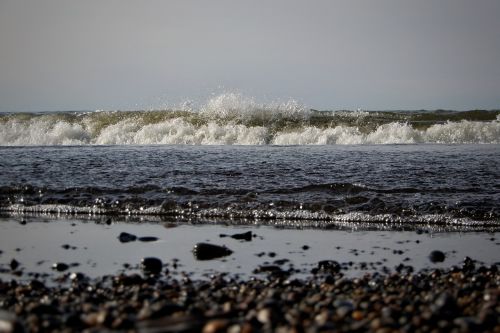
[1, 94, 499, 145]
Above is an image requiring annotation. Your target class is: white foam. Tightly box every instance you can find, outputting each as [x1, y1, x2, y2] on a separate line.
[272, 120, 499, 145]
[1, 118, 499, 145]
[93, 118, 270, 145]
[0, 119, 90, 145]
[366, 122, 421, 144]
[273, 126, 365, 145]
[425, 120, 500, 144]
[94, 119, 140, 145]
[0, 96, 499, 145]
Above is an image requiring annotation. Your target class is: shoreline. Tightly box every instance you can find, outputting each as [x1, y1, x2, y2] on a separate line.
[1, 217, 499, 280]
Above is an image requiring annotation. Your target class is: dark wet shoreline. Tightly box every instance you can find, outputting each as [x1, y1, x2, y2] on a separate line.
[1, 218, 499, 281]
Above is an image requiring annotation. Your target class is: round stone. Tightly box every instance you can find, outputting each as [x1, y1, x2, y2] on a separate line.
[141, 257, 163, 275]
[429, 250, 446, 263]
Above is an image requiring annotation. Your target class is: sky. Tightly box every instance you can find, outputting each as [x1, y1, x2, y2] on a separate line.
[0, 0, 499, 112]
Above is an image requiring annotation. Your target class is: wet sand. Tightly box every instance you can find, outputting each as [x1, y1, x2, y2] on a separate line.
[0, 217, 499, 332]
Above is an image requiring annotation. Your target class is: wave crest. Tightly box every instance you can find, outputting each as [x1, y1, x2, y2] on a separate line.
[273, 120, 499, 145]
[0, 94, 499, 145]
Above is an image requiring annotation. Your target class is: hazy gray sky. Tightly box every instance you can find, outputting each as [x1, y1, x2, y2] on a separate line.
[0, 0, 499, 111]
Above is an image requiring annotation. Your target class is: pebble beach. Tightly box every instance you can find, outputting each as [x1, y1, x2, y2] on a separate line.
[1, 258, 499, 332]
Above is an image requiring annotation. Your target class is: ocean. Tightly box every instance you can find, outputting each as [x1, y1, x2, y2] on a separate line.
[0, 144, 499, 230]
[0, 96, 499, 229]
[0, 95, 499, 276]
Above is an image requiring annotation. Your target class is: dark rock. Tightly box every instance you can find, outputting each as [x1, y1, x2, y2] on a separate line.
[114, 274, 144, 286]
[105, 218, 112, 225]
[52, 263, 69, 272]
[141, 257, 163, 275]
[274, 259, 290, 265]
[395, 264, 414, 274]
[118, 232, 137, 243]
[429, 250, 446, 263]
[192, 243, 232, 260]
[253, 265, 289, 278]
[138, 236, 159, 242]
[324, 275, 335, 284]
[230, 231, 253, 241]
[29, 280, 46, 290]
[477, 265, 487, 274]
[61, 244, 71, 250]
[219, 231, 253, 241]
[27, 303, 60, 315]
[66, 312, 84, 328]
[317, 260, 341, 273]
[462, 256, 475, 271]
[69, 272, 87, 281]
[302, 245, 310, 250]
[9, 259, 20, 271]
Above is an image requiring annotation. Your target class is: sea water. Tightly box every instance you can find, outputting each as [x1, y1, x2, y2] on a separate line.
[0, 97, 499, 278]
[0, 144, 498, 228]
